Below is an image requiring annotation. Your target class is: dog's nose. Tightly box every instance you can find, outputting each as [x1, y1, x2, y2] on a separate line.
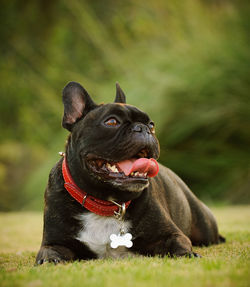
[132, 123, 150, 134]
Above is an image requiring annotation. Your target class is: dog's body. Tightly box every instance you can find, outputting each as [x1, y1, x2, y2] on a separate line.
[36, 82, 224, 264]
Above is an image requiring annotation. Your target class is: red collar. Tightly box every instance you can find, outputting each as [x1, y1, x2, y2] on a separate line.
[62, 157, 131, 217]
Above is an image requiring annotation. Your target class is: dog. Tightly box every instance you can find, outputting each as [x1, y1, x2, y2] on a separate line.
[36, 82, 225, 264]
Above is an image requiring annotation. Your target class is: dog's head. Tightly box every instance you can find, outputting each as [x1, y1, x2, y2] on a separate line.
[62, 82, 160, 201]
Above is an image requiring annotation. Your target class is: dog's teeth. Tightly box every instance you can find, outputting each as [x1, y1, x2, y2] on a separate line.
[138, 173, 144, 177]
[144, 173, 147, 177]
[111, 165, 119, 173]
[134, 172, 139, 177]
[131, 172, 134, 176]
[106, 163, 112, 170]
[106, 163, 119, 173]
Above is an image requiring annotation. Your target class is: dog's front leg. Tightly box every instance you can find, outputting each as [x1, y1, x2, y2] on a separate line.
[36, 245, 75, 265]
[136, 232, 200, 258]
[164, 233, 201, 257]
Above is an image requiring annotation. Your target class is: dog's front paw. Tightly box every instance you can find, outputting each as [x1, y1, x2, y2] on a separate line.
[186, 252, 202, 258]
[171, 250, 202, 258]
[35, 245, 74, 265]
[170, 251, 202, 258]
[36, 257, 62, 265]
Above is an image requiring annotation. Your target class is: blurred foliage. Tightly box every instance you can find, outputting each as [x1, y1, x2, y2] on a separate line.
[0, 0, 249, 210]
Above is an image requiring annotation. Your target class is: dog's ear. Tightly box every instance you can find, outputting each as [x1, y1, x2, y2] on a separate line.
[62, 81, 97, 131]
[114, 82, 126, 104]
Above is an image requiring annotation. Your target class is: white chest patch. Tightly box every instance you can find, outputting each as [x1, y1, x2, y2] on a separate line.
[75, 213, 133, 259]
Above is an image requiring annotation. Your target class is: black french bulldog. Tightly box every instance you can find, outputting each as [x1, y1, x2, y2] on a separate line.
[36, 82, 225, 264]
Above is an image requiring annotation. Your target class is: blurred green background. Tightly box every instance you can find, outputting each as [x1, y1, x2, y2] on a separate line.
[0, 0, 249, 211]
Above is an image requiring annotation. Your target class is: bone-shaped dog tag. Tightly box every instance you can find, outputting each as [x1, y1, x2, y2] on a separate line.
[110, 233, 133, 249]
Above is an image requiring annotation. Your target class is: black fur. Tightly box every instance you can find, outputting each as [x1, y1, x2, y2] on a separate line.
[36, 82, 225, 264]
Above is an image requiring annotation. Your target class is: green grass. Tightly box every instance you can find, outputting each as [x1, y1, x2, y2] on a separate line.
[0, 206, 249, 287]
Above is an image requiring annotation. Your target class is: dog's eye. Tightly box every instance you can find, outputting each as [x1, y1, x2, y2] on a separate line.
[105, 118, 120, 127]
[149, 121, 155, 133]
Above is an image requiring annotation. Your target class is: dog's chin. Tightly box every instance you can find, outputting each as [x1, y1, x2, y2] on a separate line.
[108, 179, 149, 192]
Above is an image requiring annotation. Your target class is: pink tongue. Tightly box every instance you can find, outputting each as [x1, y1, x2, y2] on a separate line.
[117, 158, 159, 177]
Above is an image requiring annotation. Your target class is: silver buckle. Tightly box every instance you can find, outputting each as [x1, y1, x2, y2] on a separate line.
[110, 201, 126, 221]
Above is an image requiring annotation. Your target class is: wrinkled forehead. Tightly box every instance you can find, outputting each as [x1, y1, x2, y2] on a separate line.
[94, 103, 151, 123]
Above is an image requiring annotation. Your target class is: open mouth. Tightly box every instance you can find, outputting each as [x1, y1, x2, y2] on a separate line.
[86, 149, 159, 181]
